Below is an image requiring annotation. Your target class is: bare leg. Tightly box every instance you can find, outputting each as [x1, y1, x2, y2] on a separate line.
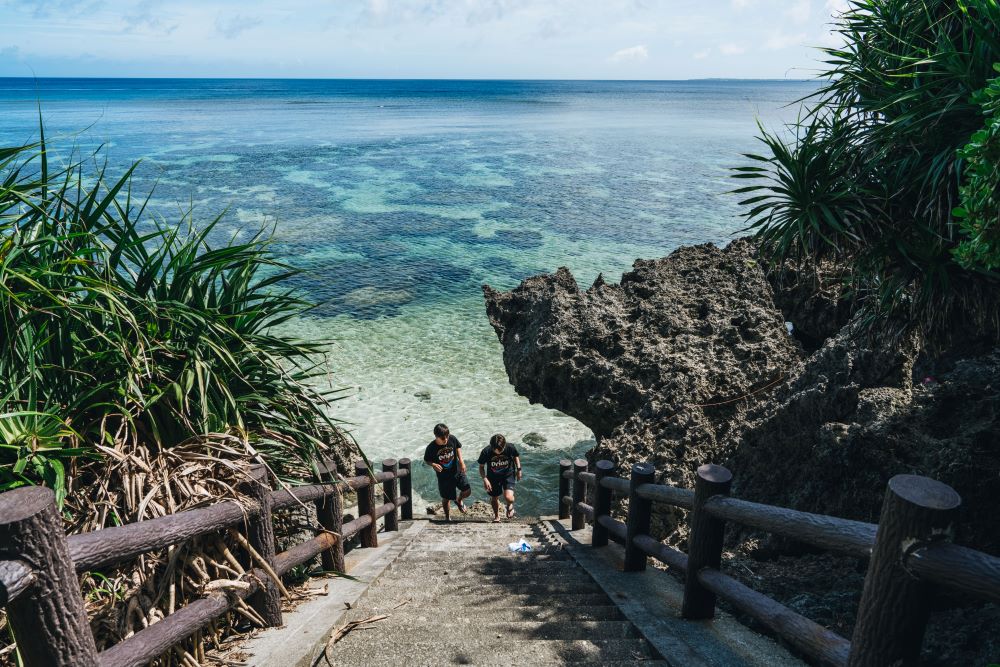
[490, 496, 500, 522]
[504, 489, 516, 518]
[442, 499, 451, 522]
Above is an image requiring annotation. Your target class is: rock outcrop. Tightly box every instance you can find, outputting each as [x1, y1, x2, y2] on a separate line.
[483, 240, 803, 496]
[483, 238, 1000, 554]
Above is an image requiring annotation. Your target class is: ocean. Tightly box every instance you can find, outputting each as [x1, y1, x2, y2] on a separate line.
[0, 78, 816, 515]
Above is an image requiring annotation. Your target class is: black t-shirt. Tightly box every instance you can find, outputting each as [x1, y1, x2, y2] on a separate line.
[477, 444, 520, 478]
[424, 435, 462, 476]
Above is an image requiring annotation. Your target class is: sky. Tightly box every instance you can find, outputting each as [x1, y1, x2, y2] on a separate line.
[0, 0, 851, 79]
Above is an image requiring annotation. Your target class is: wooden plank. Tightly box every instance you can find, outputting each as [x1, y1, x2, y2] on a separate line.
[69, 499, 260, 572]
[907, 542, 1000, 603]
[699, 568, 850, 667]
[636, 482, 695, 510]
[99, 574, 260, 667]
[705, 496, 876, 558]
[632, 534, 688, 572]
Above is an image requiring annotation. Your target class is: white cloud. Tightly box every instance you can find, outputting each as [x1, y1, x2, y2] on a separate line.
[719, 42, 745, 56]
[825, 0, 851, 16]
[765, 30, 807, 50]
[785, 0, 810, 24]
[215, 14, 262, 39]
[731, 0, 754, 8]
[692, 48, 710, 60]
[608, 44, 648, 63]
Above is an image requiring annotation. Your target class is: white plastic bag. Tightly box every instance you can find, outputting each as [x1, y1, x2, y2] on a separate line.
[508, 539, 532, 553]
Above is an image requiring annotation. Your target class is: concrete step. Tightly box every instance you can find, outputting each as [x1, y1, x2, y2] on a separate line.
[380, 569, 593, 583]
[395, 554, 573, 565]
[339, 618, 640, 641]
[387, 560, 584, 574]
[361, 591, 616, 608]
[340, 603, 627, 622]
[369, 580, 605, 597]
[326, 637, 660, 665]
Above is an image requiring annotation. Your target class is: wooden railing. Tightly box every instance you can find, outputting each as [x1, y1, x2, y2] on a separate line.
[0, 457, 414, 667]
[558, 458, 1000, 667]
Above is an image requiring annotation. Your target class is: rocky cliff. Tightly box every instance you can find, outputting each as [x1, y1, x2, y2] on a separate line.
[483, 239, 1000, 555]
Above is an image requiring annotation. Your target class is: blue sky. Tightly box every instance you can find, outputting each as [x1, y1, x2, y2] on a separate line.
[0, 0, 849, 79]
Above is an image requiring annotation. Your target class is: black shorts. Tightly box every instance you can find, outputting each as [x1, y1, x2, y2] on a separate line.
[486, 474, 516, 497]
[436, 470, 471, 501]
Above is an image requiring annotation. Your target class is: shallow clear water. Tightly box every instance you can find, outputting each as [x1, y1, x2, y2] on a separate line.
[0, 78, 815, 515]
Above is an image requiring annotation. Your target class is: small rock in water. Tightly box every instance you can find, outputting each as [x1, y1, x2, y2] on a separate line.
[413, 389, 432, 401]
[522, 431, 547, 447]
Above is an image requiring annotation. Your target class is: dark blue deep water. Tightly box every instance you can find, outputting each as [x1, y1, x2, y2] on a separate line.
[0, 78, 815, 514]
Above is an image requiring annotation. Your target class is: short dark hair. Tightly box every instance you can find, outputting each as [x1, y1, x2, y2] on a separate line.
[490, 433, 506, 449]
[433, 423, 450, 438]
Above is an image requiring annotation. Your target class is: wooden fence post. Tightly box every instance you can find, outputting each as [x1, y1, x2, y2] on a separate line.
[559, 459, 572, 520]
[624, 462, 655, 571]
[571, 459, 588, 530]
[382, 458, 399, 532]
[355, 460, 378, 548]
[243, 464, 282, 627]
[315, 459, 346, 574]
[592, 460, 615, 548]
[399, 458, 413, 521]
[682, 463, 733, 619]
[0, 486, 100, 667]
[848, 475, 961, 667]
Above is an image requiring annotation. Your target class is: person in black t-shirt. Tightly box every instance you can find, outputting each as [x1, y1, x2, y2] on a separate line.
[422, 423, 471, 522]
[477, 433, 521, 522]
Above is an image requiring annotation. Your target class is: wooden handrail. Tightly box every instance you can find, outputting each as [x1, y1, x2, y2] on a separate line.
[704, 495, 876, 558]
[906, 541, 1000, 602]
[697, 568, 852, 667]
[99, 573, 262, 667]
[68, 499, 261, 572]
[562, 460, 1000, 667]
[0, 456, 414, 667]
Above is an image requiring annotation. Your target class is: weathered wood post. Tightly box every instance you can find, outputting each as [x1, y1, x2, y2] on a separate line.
[571, 458, 588, 530]
[315, 458, 346, 574]
[848, 475, 961, 667]
[624, 462, 655, 571]
[0, 487, 100, 667]
[592, 460, 615, 548]
[399, 458, 413, 520]
[682, 463, 733, 619]
[382, 458, 399, 532]
[355, 460, 378, 548]
[559, 459, 572, 520]
[243, 464, 282, 626]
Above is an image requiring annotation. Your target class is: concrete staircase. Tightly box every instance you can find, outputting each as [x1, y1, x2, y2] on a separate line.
[248, 517, 804, 666]
[325, 518, 666, 666]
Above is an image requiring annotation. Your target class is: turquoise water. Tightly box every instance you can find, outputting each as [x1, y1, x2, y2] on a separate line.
[0, 78, 815, 515]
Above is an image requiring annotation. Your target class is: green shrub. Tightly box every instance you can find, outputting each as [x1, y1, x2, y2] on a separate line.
[735, 0, 1000, 337]
[954, 64, 1000, 272]
[0, 133, 348, 503]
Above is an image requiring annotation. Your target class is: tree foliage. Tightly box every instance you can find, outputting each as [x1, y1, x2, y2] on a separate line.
[735, 0, 1000, 338]
[0, 134, 349, 503]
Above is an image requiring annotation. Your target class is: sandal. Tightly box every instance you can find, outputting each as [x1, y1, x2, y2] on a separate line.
[506, 506, 516, 519]
[456, 500, 468, 514]
[492, 516, 501, 523]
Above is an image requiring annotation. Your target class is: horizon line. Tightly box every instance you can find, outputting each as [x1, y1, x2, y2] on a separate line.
[0, 75, 816, 83]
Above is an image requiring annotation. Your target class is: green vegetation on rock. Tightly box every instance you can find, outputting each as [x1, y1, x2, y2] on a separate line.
[735, 0, 1000, 338]
[954, 63, 1000, 272]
